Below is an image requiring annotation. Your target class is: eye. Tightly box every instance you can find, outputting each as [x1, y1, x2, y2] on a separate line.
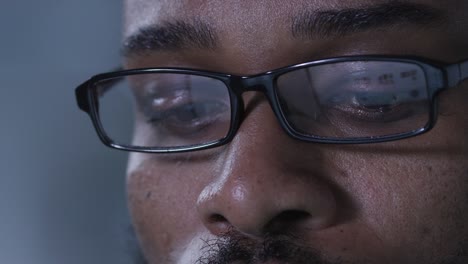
[147, 100, 230, 136]
[354, 92, 399, 111]
[130, 74, 232, 139]
[323, 89, 423, 123]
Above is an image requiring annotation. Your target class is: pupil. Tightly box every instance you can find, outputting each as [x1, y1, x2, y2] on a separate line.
[176, 105, 200, 122]
[356, 93, 397, 107]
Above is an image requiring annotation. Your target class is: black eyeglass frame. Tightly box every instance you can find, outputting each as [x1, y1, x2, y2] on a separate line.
[75, 55, 468, 153]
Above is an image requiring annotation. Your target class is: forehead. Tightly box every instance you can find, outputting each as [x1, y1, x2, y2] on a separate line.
[124, 0, 450, 38]
[122, 0, 468, 75]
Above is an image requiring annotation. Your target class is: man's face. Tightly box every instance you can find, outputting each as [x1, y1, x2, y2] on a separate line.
[123, 0, 468, 263]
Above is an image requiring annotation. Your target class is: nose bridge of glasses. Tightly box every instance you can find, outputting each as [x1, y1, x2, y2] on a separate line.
[238, 74, 273, 94]
[445, 60, 468, 88]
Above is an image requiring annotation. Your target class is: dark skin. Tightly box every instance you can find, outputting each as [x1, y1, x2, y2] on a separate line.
[123, 0, 468, 263]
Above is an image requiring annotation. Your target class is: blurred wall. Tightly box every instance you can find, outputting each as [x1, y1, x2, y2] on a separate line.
[0, 1, 134, 263]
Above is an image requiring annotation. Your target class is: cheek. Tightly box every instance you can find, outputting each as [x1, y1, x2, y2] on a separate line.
[126, 154, 211, 262]
[339, 143, 468, 259]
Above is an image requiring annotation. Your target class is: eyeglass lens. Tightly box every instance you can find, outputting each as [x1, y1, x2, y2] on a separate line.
[96, 73, 232, 148]
[95, 60, 431, 148]
[276, 61, 430, 139]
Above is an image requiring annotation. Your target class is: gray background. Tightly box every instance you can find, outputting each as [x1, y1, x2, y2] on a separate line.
[0, 1, 134, 263]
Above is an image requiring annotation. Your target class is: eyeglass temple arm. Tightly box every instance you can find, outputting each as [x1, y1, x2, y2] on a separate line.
[446, 60, 468, 88]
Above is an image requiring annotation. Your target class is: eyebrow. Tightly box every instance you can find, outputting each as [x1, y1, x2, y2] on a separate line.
[122, 2, 446, 56]
[122, 19, 218, 56]
[292, 2, 446, 39]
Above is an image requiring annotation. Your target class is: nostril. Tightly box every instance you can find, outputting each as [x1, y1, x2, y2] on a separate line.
[209, 213, 228, 224]
[276, 210, 310, 222]
[206, 214, 234, 236]
[265, 210, 311, 233]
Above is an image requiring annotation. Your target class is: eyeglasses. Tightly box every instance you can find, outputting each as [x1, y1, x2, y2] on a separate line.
[75, 55, 468, 153]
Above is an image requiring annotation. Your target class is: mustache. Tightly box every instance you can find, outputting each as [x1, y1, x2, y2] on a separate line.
[195, 230, 339, 264]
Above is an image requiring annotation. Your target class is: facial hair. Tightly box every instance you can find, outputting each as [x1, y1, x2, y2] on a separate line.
[194, 230, 347, 264]
[128, 226, 468, 264]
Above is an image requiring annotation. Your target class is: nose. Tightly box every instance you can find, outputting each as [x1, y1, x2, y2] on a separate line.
[196, 95, 338, 238]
